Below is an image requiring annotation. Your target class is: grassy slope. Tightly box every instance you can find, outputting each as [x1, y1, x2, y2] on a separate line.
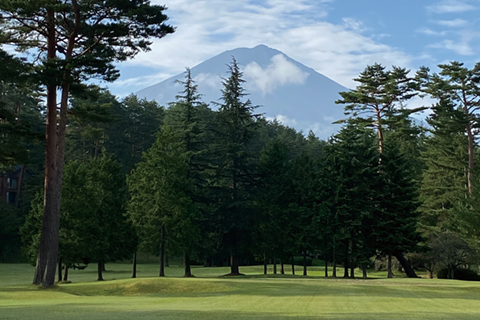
[1, 263, 480, 319]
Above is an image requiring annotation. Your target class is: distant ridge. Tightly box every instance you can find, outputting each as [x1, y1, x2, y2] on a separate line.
[136, 44, 348, 139]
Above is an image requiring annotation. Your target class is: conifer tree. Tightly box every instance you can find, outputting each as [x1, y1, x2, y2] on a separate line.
[212, 58, 259, 275]
[336, 63, 419, 154]
[417, 62, 480, 194]
[128, 126, 195, 277]
[0, 1, 174, 287]
[419, 100, 468, 233]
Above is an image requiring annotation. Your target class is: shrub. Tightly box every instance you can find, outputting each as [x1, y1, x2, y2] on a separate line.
[437, 268, 480, 281]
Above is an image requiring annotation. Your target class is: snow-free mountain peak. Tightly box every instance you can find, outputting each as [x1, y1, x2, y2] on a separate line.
[136, 45, 348, 139]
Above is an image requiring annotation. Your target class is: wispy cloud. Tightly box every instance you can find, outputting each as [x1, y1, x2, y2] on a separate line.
[435, 18, 468, 27]
[342, 17, 367, 33]
[427, 0, 476, 14]
[430, 39, 473, 55]
[417, 28, 448, 36]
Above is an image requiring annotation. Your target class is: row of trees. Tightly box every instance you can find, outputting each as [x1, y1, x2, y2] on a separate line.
[1, 0, 480, 282]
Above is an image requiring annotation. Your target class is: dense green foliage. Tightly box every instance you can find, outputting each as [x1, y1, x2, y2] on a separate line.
[2, 34, 480, 284]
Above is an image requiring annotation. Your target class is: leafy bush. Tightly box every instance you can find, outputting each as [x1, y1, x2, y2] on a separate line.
[437, 268, 480, 281]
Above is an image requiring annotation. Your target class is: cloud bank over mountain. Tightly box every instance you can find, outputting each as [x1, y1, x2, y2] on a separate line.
[136, 45, 348, 139]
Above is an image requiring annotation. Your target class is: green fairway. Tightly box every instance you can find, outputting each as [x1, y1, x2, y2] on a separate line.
[1, 263, 480, 319]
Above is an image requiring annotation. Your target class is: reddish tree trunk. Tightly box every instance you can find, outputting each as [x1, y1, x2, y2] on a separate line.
[33, 7, 59, 288]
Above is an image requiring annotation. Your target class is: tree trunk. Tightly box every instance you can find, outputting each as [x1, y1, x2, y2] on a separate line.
[33, 7, 60, 288]
[387, 254, 393, 278]
[97, 261, 104, 281]
[350, 264, 355, 278]
[291, 255, 295, 275]
[303, 250, 307, 276]
[57, 257, 62, 283]
[362, 264, 367, 279]
[15, 165, 25, 208]
[332, 244, 337, 278]
[466, 122, 474, 195]
[280, 259, 285, 275]
[63, 265, 69, 282]
[393, 251, 418, 278]
[132, 251, 137, 278]
[343, 241, 349, 278]
[230, 254, 240, 274]
[263, 252, 267, 275]
[324, 257, 328, 278]
[184, 252, 192, 277]
[159, 225, 165, 277]
[273, 253, 277, 274]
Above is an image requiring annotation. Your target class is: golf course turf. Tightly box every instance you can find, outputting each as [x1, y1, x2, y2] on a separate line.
[1, 263, 480, 319]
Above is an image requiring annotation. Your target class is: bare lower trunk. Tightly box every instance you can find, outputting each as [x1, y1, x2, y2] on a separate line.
[362, 264, 367, 279]
[159, 225, 165, 277]
[291, 255, 295, 275]
[230, 254, 240, 274]
[332, 244, 337, 278]
[57, 257, 62, 283]
[324, 258, 328, 278]
[393, 251, 418, 278]
[63, 265, 69, 281]
[97, 261, 104, 281]
[343, 241, 349, 278]
[303, 250, 307, 276]
[273, 253, 277, 274]
[387, 254, 393, 278]
[132, 251, 137, 278]
[350, 264, 355, 278]
[184, 253, 192, 277]
[280, 260, 285, 275]
[263, 252, 267, 275]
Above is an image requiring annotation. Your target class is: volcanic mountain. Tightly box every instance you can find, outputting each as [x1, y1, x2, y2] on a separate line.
[136, 45, 348, 139]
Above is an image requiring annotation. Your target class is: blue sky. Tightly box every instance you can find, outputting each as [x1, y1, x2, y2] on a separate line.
[109, 0, 480, 97]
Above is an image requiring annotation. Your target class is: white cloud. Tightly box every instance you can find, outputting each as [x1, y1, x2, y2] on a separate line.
[435, 18, 468, 27]
[416, 28, 448, 36]
[113, 72, 172, 88]
[429, 30, 477, 55]
[427, 0, 476, 13]
[124, 0, 412, 89]
[342, 17, 366, 33]
[193, 73, 222, 89]
[269, 114, 298, 127]
[243, 54, 309, 95]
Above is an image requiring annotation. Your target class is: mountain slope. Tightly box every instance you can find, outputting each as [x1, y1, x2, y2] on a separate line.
[136, 44, 348, 139]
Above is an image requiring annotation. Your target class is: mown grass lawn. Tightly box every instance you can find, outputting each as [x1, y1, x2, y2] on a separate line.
[1, 263, 480, 319]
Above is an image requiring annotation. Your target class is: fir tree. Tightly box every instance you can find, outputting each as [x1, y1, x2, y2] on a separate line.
[212, 57, 259, 275]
